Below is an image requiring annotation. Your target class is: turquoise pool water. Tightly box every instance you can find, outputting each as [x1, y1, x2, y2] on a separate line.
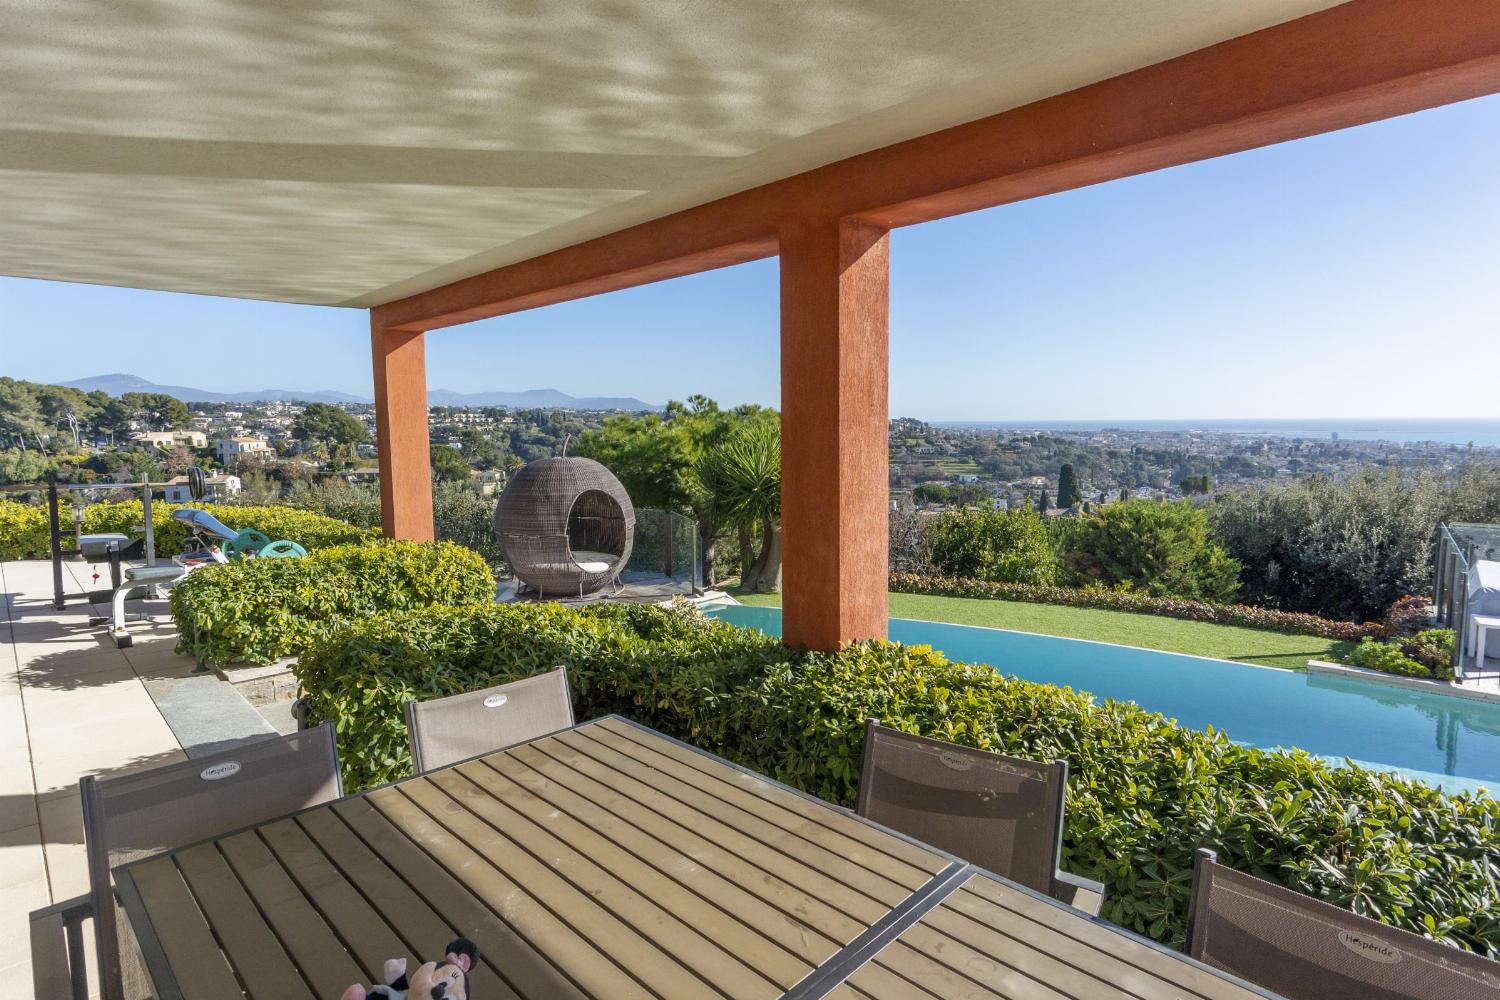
[707, 604, 1500, 796]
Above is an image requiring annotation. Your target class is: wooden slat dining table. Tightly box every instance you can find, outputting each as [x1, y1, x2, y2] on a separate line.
[114, 715, 1279, 1000]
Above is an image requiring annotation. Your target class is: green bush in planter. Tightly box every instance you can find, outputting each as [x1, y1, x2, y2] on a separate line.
[299, 601, 1499, 956]
[1348, 629, 1456, 680]
[170, 539, 495, 666]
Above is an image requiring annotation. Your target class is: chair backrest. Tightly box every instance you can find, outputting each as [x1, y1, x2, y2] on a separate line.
[855, 720, 1066, 895]
[1187, 848, 1500, 1000]
[404, 666, 575, 773]
[82, 724, 343, 1000]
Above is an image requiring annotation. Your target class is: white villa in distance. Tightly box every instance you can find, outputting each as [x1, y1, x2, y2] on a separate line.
[215, 434, 270, 466]
[130, 430, 207, 450]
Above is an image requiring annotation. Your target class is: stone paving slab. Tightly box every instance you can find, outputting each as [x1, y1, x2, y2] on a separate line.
[1, 559, 194, 997]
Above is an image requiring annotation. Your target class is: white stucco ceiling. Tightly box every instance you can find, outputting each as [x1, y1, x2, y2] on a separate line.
[0, 1, 1342, 307]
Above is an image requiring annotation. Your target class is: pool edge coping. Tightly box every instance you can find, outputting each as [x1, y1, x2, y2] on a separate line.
[707, 599, 1500, 712]
[1307, 659, 1500, 705]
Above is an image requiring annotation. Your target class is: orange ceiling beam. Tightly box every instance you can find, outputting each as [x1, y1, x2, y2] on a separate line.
[372, 0, 1500, 335]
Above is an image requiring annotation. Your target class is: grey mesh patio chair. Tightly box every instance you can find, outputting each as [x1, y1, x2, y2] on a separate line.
[856, 719, 1106, 913]
[1187, 847, 1500, 1000]
[404, 666, 575, 773]
[79, 724, 343, 1000]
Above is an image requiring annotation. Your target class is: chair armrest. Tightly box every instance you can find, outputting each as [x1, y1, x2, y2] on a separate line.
[30, 894, 94, 1000]
[1052, 869, 1107, 916]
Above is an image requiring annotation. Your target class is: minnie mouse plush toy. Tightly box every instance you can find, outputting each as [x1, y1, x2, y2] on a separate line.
[340, 938, 477, 1000]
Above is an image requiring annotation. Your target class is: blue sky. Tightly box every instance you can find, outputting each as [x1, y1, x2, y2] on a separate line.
[2, 93, 1497, 421]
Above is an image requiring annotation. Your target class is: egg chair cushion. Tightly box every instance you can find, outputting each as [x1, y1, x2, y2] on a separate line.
[570, 550, 616, 574]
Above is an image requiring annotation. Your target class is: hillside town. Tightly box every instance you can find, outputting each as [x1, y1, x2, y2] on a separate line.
[3, 378, 1495, 519]
[889, 416, 1498, 515]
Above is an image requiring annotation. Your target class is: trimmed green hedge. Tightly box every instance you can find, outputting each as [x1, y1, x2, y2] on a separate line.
[298, 601, 1499, 955]
[891, 571, 1383, 641]
[0, 499, 49, 560]
[0, 497, 372, 560]
[170, 540, 495, 665]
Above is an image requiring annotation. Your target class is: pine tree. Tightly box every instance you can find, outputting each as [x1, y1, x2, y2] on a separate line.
[1057, 463, 1081, 509]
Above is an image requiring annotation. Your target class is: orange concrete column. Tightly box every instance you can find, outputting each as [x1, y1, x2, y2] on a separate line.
[371, 320, 435, 540]
[779, 216, 890, 649]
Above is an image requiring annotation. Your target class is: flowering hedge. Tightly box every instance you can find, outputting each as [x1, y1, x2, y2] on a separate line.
[889, 572, 1383, 641]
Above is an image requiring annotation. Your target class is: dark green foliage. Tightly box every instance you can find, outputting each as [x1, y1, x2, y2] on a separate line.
[1210, 467, 1500, 621]
[292, 403, 367, 465]
[1063, 499, 1240, 602]
[924, 507, 1056, 584]
[170, 539, 495, 665]
[286, 479, 506, 569]
[1057, 463, 1082, 509]
[429, 444, 471, 482]
[912, 481, 987, 507]
[1179, 474, 1211, 495]
[299, 602, 1500, 955]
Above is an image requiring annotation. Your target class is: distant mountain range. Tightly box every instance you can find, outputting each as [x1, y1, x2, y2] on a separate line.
[59, 374, 658, 411]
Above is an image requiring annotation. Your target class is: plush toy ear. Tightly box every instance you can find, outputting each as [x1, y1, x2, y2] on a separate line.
[444, 937, 479, 973]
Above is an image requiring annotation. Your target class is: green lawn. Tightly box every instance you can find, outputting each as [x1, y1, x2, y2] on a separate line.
[728, 590, 1354, 670]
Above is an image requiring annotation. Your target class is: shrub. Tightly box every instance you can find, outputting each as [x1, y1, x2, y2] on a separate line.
[170, 540, 495, 665]
[1383, 594, 1433, 637]
[1210, 470, 1449, 621]
[83, 500, 374, 555]
[1348, 629, 1456, 681]
[1348, 638, 1430, 678]
[889, 572, 1382, 641]
[0, 497, 372, 560]
[298, 602, 1500, 955]
[924, 506, 1056, 584]
[1061, 499, 1240, 602]
[0, 499, 52, 560]
[288, 479, 506, 569]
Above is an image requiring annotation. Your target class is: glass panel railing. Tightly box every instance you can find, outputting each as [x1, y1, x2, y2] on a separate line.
[626, 508, 701, 595]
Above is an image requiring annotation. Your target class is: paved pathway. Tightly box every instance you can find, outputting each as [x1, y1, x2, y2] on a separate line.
[1, 559, 194, 995]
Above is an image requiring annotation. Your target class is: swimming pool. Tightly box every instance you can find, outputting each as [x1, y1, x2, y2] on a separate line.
[707, 603, 1500, 796]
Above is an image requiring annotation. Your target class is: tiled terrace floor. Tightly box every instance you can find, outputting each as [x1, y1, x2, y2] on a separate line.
[1, 559, 201, 995]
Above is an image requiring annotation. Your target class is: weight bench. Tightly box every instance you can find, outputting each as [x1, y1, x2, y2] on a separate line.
[105, 563, 190, 648]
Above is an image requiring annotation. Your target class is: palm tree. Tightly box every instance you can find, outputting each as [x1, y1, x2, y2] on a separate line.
[696, 419, 782, 592]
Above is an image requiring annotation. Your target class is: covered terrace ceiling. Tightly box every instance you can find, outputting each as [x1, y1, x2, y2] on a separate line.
[0, 1, 1343, 308]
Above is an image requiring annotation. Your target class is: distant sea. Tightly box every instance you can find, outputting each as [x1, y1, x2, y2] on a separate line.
[932, 418, 1500, 448]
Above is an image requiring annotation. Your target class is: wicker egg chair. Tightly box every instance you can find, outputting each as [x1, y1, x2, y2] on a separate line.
[495, 456, 636, 598]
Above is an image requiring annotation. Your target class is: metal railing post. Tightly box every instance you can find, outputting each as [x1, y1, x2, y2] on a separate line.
[1453, 569, 1469, 681]
[1446, 552, 1460, 627]
[48, 473, 66, 610]
[661, 509, 674, 578]
[140, 482, 156, 567]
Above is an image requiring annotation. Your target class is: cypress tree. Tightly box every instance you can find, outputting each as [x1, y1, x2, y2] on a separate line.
[1057, 463, 1081, 509]
[1036, 489, 1049, 513]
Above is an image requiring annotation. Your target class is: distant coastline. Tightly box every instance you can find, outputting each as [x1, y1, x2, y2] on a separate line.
[930, 418, 1500, 449]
